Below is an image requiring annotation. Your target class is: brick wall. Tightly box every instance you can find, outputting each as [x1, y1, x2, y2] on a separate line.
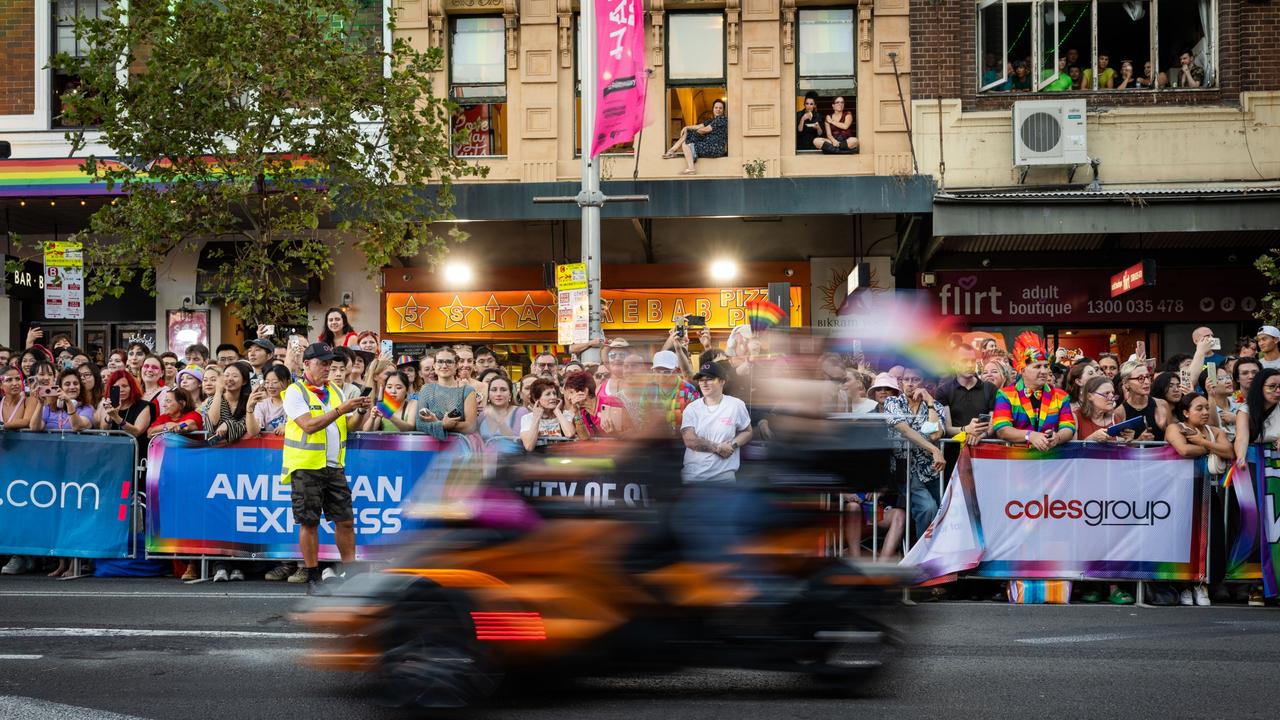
[0, 1, 36, 115]
[910, 0, 1280, 110]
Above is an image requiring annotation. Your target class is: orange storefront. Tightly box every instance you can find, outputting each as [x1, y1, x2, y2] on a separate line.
[380, 262, 808, 346]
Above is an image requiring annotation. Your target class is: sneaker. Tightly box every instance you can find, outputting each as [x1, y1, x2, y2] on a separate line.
[1179, 589, 1194, 606]
[321, 567, 337, 582]
[1080, 590, 1102, 603]
[2, 556, 27, 575]
[212, 568, 229, 582]
[286, 566, 309, 584]
[1248, 587, 1265, 607]
[306, 578, 330, 597]
[228, 568, 245, 581]
[181, 564, 199, 581]
[264, 563, 294, 581]
[1193, 585, 1211, 606]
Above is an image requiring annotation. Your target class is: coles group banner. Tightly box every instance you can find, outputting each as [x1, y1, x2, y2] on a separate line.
[905, 443, 1208, 582]
[0, 432, 136, 558]
[145, 434, 465, 560]
[1223, 445, 1280, 596]
[590, 0, 646, 157]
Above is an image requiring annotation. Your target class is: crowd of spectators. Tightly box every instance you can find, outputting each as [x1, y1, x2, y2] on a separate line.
[2, 315, 1278, 605]
[982, 48, 1205, 92]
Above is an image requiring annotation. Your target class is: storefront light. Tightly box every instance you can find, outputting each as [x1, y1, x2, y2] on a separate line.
[710, 259, 738, 282]
[443, 261, 474, 286]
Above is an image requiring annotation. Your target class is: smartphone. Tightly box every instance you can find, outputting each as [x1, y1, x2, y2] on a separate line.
[686, 315, 706, 328]
[1209, 337, 1221, 351]
[978, 413, 992, 424]
[250, 377, 263, 390]
[261, 324, 275, 337]
[447, 408, 462, 419]
[109, 386, 121, 406]
[1206, 362, 1218, 389]
[39, 386, 58, 399]
[380, 339, 394, 356]
[359, 385, 374, 398]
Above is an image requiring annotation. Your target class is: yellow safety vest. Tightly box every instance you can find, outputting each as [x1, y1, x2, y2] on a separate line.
[282, 380, 347, 485]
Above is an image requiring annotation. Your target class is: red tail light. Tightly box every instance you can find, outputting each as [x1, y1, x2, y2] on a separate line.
[470, 611, 547, 641]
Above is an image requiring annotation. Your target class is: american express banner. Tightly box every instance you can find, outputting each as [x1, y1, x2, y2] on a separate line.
[145, 433, 461, 560]
[0, 432, 136, 558]
[905, 443, 1209, 582]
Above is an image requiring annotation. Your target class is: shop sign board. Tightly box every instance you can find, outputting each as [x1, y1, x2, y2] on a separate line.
[386, 286, 803, 335]
[1109, 260, 1156, 298]
[556, 263, 590, 345]
[43, 241, 84, 320]
[927, 267, 1265, 325]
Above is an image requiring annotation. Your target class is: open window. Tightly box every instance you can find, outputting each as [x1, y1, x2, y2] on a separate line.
[666, 12, 726, 147]
[976, 0, 1214, 93]
[450, 16, 508, 157]
[795, 8, 856, 153]
[573, 16, 635, 157]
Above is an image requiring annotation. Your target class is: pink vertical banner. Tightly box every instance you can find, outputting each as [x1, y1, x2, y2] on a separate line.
[590, 0, 647, 158]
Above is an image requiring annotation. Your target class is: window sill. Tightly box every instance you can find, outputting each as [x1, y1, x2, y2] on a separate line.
[978, 87, 1217, 96]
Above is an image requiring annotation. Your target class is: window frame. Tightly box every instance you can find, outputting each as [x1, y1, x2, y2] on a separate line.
[664, 11, 727, 86]
[794, 6, 858, 154]
[975, 0, 1217, 95]
[448, 14, 509, 158]
[572, 14, 634, 157]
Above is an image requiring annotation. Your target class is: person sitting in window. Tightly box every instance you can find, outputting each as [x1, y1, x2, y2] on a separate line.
[796, 91, 826, 151]
[1043, 58, 1073, 92]
[1136, 61, 1156, 88]
[1177, 50, 1204, 88]
[815, 96, 859, 154]
[981, 54, 1010, 91]
[1082, 52, 1115, 89]
[1009, 61, 1032, 91]
[1065, 48, 1080, 70]
[1115, 60, 1139, 89]
[663, 98, 729, 176]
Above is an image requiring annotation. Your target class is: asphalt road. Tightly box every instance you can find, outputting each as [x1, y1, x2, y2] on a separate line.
[2, 576, 1280, 719]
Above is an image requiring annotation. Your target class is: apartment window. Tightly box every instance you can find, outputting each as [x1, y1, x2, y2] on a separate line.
[450, 16, 508, 157]
[977, 0, 1215, 94]
[795, 8, 856, 153]
[573, 17, 635, 156]
[666, 12, 726, 147]
[52, 0, 109, 128]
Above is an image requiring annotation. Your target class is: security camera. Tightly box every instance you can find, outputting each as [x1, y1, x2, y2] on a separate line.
[181, 295, 193, 307]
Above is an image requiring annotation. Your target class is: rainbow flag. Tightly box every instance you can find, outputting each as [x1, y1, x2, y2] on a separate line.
[745, 299, 786, 333]
[377, 391, 403, 419]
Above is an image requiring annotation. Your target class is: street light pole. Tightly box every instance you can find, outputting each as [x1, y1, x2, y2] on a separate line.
[579, 0, 603, 344]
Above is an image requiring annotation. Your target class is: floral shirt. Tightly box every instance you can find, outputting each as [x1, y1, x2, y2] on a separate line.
[883, 395, 945, 483]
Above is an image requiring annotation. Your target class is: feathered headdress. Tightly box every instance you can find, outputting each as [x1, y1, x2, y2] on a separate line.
[1012, 331, 1048, 372]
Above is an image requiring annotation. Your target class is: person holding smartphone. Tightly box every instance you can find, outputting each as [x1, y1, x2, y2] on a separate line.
[282, 343, 373, 596]
[30, 368, 95, 433]
[938, 345, 997, 448]
[99, 369, 154, 442]
[414, 347, 478, 440]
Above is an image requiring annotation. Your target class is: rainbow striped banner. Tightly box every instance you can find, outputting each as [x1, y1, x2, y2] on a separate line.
[0, 155, 324, 198]
[906, 443, 1209, 583]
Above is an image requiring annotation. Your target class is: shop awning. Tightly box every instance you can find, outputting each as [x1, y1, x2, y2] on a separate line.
[420, 175, 936, 221]
[194, 241, 319, 305]
[932, 185, 1280, 237]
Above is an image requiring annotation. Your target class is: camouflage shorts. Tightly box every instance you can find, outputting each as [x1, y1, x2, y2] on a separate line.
[290, 467, 353, 527]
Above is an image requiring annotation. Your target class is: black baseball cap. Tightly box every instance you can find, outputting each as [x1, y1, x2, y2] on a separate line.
[246, 338, 276, 353]
[303, 343, 335, 362]
[694, 360, 730, 381]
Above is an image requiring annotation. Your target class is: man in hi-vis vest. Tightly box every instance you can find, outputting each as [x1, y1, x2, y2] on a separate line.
[283, 343, 372, 595]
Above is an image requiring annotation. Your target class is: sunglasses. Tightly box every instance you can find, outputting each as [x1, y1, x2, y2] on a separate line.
[435, 358, 456, 365]
[607, 352, 627, 360]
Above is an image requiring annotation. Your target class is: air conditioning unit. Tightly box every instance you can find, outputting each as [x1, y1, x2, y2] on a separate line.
[1012, 99, 1089, 167]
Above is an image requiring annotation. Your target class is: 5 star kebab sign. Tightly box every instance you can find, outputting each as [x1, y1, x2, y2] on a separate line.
[1110, 260, 1156, 298]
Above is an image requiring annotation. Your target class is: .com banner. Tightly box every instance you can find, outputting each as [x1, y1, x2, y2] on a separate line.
[906, 443, 1208, 582]
[0, 432, 136, 558]
[145, 434, 458, 560]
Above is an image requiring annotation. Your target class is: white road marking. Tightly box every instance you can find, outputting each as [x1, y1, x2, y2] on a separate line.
[0, 654, 43, 660]
[1016, 632, 1134, 645]
[0, 696, 149, 719]
[0, 591, 298, 599]
[0, 627, 340, 639]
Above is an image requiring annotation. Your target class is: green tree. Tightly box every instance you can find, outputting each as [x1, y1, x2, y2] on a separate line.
[1257, 250, 1280, 327]
[45, 0, 482, 326]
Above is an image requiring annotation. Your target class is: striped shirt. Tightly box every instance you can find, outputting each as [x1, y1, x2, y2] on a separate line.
[992, 380, 1076, 436]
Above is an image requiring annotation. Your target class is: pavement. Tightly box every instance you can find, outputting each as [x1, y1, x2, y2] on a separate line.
[2, 575, 1280, 719]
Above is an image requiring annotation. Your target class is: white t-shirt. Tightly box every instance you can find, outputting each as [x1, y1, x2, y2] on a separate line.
[254, 400, 287, 433]
[1261, 356, 1280, 372]
[680, 394, 752, 482]
[283, 383, 342, 467]
[1237, 402, 1280, 443]
[519, 411, 573, 439]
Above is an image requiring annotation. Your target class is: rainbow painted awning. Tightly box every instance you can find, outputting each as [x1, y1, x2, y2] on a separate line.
[0, 157, 124, 197]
